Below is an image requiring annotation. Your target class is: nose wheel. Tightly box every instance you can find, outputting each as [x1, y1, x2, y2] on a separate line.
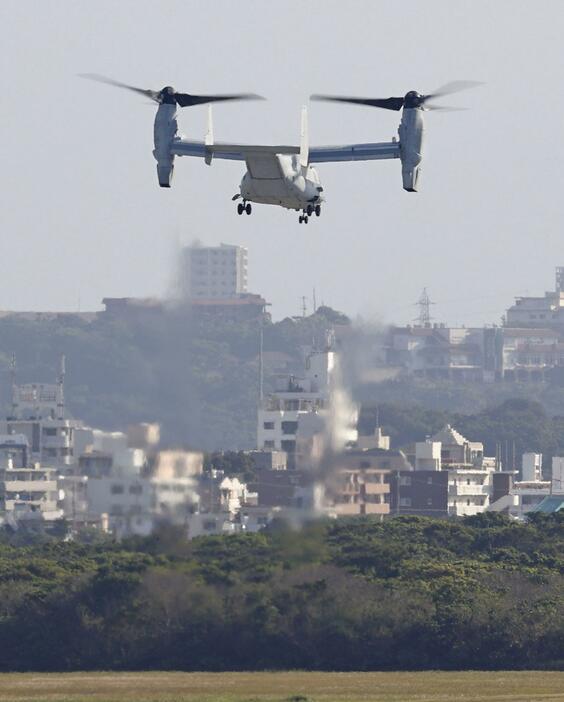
[299, 214, 309, 224]
[237, 201, 252, 215]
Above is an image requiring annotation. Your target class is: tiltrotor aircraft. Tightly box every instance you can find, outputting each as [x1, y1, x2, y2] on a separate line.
[81, 75, 480, 224]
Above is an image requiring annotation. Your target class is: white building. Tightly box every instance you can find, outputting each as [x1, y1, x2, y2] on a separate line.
[0, 455, 62, 525]
[85, 448, 203, 538]
[181, 243, 248, 299]
[3, 360, 84, 470]
[258, 339, 357, 464]
[505, 267, 564, 328]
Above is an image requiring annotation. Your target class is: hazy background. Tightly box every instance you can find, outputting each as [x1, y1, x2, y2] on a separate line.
[1, 0, 562, 325]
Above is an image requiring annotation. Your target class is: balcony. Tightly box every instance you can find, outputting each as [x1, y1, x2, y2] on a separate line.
[449, 483, 489, 496]
[364, 483, 390, 495]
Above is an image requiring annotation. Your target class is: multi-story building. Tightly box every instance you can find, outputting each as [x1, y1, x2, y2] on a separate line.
[85, 447, 203, 538]
[505, 267, 564, 328]
[181, 243, 248, 299]
[0, 436, 62, 526]
[2, 359, 84, 470]
[385, 325, 499, 382]
[257, 337, 357, 466]
[392, 428, 509, 518]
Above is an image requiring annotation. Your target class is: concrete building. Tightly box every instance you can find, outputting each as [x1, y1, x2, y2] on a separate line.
[0, 437, 62, 526]
[385, 325, 499, 382]
[258, 336, 357, 468]
[2, 359, 84, 471]
[181, 243, 248, 299]
[85, 448, 203, 538]
[505, 267, 564, 328]
[393, 426, 506, 518]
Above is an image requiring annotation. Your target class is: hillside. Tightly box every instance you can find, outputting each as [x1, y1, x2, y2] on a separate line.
[0, 308, 341, 450]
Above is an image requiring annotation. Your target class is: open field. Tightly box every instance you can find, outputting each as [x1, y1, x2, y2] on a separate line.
[0, 672, 562, 702]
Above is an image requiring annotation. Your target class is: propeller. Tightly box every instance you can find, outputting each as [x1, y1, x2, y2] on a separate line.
[310, 81, 482, 111]
[78, 73, 264, 107]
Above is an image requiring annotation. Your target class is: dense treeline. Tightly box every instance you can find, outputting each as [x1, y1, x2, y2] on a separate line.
[0, 513, 562, 671]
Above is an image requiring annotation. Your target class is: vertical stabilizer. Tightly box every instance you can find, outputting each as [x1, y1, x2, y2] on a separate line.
[205, 105, 214, 165]
[299, 105, 309, 169]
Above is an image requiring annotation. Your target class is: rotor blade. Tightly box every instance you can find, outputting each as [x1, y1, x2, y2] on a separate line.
[310, 94, 404, 111]
[425, 105, 469, 112]
[426, 80, 483, 101]
[78, 73, 160, 102]
[174, 92, 264, 107]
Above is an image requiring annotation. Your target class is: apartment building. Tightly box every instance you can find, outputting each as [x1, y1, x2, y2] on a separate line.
[392, 427, 507, 518]
[181, 243, 248, 299]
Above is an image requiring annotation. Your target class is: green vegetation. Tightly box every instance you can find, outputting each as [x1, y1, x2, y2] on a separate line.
[0, 514, 561, 671]
[0, 671, 563, 702]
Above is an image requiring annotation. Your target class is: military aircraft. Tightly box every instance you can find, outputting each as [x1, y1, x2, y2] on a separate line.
[80, 75, 480, 224]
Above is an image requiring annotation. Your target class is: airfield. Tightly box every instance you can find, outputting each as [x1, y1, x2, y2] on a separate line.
[0, 671, 563, 702]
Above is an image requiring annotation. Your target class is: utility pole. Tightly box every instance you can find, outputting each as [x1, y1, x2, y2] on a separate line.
[312, 288, 317, 314]
[414, 288, 434, 327]
[9, 353, 17, 419]
[258, 321, 264, 406]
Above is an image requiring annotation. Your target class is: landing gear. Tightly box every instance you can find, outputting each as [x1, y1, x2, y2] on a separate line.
[315, 204, 321, 217]
[237, 201, 252, 215]
[299, 215, 309, 224]
[237, 203, 244, 215]
[306, 204, 313, 216]
[245, 202, 252, 215]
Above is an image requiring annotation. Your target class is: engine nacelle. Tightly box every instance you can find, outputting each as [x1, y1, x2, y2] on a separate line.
[153, 103, 178, 188]
[398, 107, 425, 192]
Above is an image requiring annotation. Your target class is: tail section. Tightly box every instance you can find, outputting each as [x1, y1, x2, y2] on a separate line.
[299, 105, 309, 170]
[205, 105, 214, 165]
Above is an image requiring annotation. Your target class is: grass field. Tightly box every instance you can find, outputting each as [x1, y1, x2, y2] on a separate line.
[0, 672, 562, 702]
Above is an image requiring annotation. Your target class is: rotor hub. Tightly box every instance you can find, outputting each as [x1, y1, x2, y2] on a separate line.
[404, 91, 425, 109]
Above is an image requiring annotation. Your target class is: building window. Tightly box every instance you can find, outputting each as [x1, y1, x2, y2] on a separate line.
[129, 485, 143, 495]
[264, 440, 275, 449]
[399, 475, 412, 486]
[281, 440, 296, 453]
[399, 497, 412, 507]
[43, 428, 57, 436]
[281, 421, 298, 435]
[360, 461, 371, 469]
[263, 422, 275, 430]
[111, 484, 124, 495]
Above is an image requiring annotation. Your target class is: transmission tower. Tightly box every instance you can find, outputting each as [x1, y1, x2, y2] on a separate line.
[414, 288, 435, 326]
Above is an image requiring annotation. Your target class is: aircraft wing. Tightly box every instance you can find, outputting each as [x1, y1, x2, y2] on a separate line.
[308, 141, 400, 163]
[171, 138, 299, 162]
[171, 138, 400, 164]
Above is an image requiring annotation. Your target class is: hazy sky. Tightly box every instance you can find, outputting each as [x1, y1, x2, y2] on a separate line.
[2, 0, 563, 325]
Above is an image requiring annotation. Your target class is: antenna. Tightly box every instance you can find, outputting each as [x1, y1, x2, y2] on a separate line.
[57, 354, 66, 420]
[414, 288, 435, 326]
[301, 296, 307, 318]
[313, 288, 317, 314]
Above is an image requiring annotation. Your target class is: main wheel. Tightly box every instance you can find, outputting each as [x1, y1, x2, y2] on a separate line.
[306, 204, 313, 216]
[315, 205, 321, 217]
[299, 216, 303, 224]
[304, 216, 309, 224]
[237, 203, 244, 215]
[245, 203, 252, 215]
